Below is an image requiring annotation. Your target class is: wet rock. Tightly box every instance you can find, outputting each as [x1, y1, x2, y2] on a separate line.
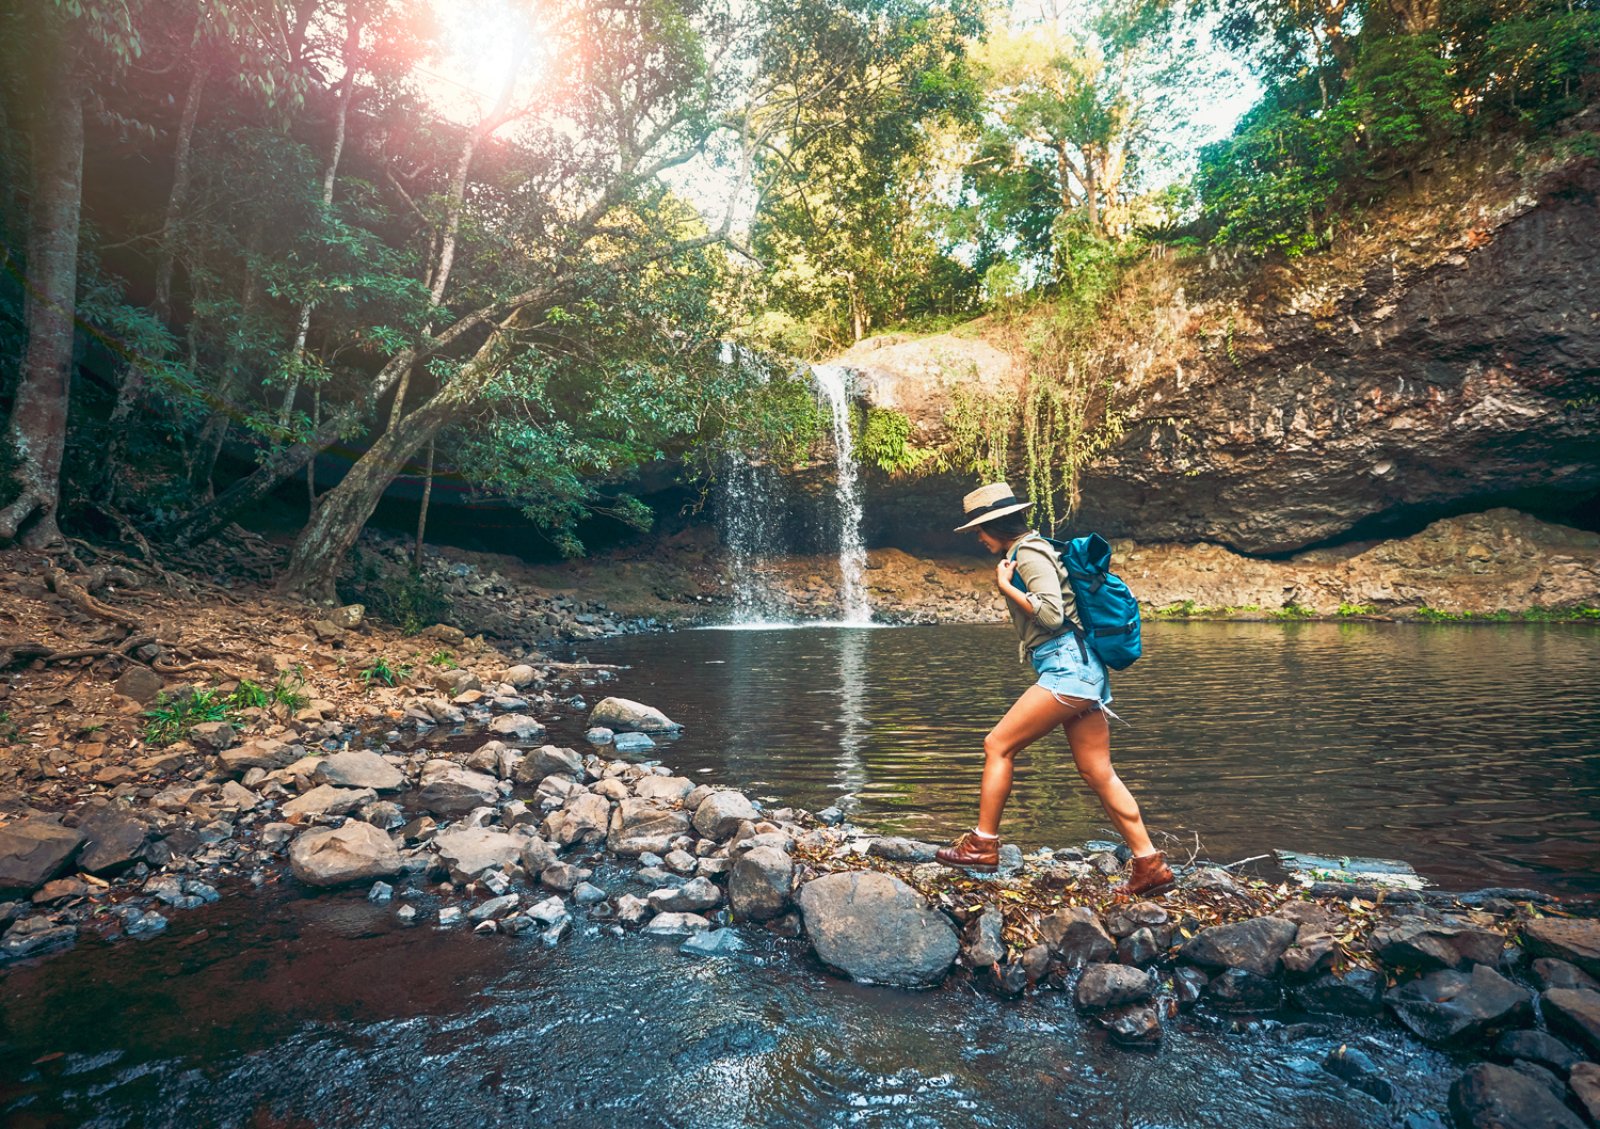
[1281, 927, 1338, 978]
[573, 882, 607, 906]
[796, 870, 960, 989]
[1292, 968, 1386, 1016]
[1493, 1031, 1584, 1077]
[114, 666, 165, 705]
[648, 877, 721, 913]
[1448, 1063, 1586, 1129]
[1117, 927, 1162, 968]
[1075, 963, 1155, 1010]
[607, 799, 692, 856]
[590, 697, 681, 733]
[513, 745, 583, 783]
[730, 846, 793, 922]
[502, 664, 537, 688]
[633, 775, 694, 804]
[1, 916, 77, 959]
[592, 778, 630, 802]
[962, 908, 1007, 969]
[368, 881, 393, 904]
[1522, 919, 1600, 980]
[416, 765, 500, 818]
[361, 800, 405, 831]
[434, 828, 524, 884]
[1531, 958, 1600, 993]
[1570, 1063, 1600, 1124]
[1385, 965, 1532, 1045]
[1098, 1003, 1163, 1046]
[996, 843, 1024, 877]
[612, 732, 656, 753]
[219, 781, 260, 810]
[693, 791, 759, 840]
[1104, 901, 1170, 939]
[1206, 968, 1283, 1012]
[585, 727, 614, 745]
[541, 863, 591, 892]
[487, 714, 545, 743]
[0, 819, 84, 893]
[1019, 944, 1051, 984]
[1509, 1060, 1568, 1106]
[866, 837, 938, 863]
[289, 822, 401, 887]
[1181, 866, 1253, 899]
[643, 912, 711, 936]
[542, 794, 611, 848]
[188, 721, 236, 751]
[313, 750, 405, 792]
[518, 836, 558, 874]
[1369, 918, 1506, 972]
[1039, 907, 1115, 967]
[527, 896, 569, 926]
[282, 785, 376, 821]
[1542, 988, 1600, 1056]
[664, 849, 697, 875]
[438, 906, 463, 927]
[682, 928, 746, 958]
[1171, 966, 1209, 1010]
[1323, 1045, 1394, 1104]
[615, 893, 651, 927]
[816, 806, 844, 826]
[1180, 915, 1299, 978]
[468, 894, 520, 924]
[76, 811, 147, 876]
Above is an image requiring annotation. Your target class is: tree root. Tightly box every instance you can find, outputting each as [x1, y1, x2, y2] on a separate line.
[45, 567, 145, 629]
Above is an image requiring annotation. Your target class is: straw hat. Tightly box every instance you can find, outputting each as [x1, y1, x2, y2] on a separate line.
[953, 482, 1033, 532]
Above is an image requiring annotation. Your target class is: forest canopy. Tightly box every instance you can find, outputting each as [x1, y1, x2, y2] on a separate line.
[0, 0, 1595, 595]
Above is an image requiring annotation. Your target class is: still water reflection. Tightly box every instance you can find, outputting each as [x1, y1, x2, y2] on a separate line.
[582, 622, 1600, 895]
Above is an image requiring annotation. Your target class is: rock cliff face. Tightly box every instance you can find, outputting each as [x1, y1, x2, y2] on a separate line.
[835, 153, 1600, 557]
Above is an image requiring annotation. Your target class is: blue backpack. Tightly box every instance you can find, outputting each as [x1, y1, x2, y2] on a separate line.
[1009, 532, 1143, 670]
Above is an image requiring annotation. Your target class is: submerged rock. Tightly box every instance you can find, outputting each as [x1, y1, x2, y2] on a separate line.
[682, 928, 746, 958]
[795, 870, 959, 989]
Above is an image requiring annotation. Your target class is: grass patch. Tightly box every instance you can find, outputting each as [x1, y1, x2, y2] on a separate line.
[144, 688, 231, 747]
[427, 650, 458, 669]
[229, 671, 309, 712]
[1337, 603, 1380, 617]
[1271, 602, 1317, 620]
[359, 657, 410, 689]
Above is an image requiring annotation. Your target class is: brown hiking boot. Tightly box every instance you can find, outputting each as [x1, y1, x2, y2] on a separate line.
[1115, 850, 1175, 897]
[935, 830, 1000, 872]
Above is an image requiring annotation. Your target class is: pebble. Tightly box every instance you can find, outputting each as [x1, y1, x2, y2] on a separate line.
[438, 907, 462, 926]
[368, 881, 394, 904]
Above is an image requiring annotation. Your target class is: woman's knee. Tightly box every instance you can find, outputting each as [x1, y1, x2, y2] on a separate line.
[1075, 760, 1114, 789]
[982, 731, 1017, 760]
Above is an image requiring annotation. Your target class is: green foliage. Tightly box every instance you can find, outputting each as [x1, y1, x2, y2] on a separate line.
[427, 650, 458, 669]
[228, 671, 308, 713]
[939, 382, 1018, 481]
[341, 563, 452, 636]
[144, 688, 229, 747]
[1155, 599, 1201, 616]
[1271, 601, 1317, 619]
[857, 408, 935, 475]
[359, 657, 410, 689]
[1337, 602, 1380, 616]
[1414, 606, 1461, 621]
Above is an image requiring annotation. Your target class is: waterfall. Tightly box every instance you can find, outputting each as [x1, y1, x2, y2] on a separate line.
[811, 364, 871, 625]
[716, 450, 789, 623]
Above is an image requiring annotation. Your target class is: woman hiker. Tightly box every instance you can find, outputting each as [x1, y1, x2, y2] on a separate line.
[934, 483, 1175, 898]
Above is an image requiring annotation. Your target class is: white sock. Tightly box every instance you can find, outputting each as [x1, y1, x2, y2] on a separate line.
[972, 828, 998, 840]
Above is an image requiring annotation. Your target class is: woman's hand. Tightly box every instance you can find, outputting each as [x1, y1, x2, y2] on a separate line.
[996, 557, 1017, 590]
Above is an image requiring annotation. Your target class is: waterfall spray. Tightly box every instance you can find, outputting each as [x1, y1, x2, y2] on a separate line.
[811, 364, 871, 624]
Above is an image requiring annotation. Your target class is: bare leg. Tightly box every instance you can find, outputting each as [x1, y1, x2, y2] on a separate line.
[975, 685, 1085, 836]
[1064, 706, 1156, 857]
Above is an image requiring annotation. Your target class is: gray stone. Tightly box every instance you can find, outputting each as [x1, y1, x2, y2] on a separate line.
[612, 732, 656, 753]
[1448, 1064, 1585, 1129]
[1, 917, 77, 959]
[1292, 968, 1386, 1016]
[528, 896, 569, 926]
[433, 827, 524, 884]
[1172, 966, 1209, 1009]
[615, 893, 651, 927]
[332, 603, 365, 628]
[542, 793, 611, 847]
[997, 843, 1024, 877]
[188, 721, 236, 751]
[541, 863, 591, 892]
[1542, 987, 1600, 1056]
[1282, 927, 1338, 978]
[487, 714, 545, 743]
[313, 750, 405, 792]
[1385, 965, 1533, 1045]
[1369, 917, 1506, 972]
[1104, 901, 1170, 938]
[633, 775, 694, 803]
[866, 837, 938, 863]
[468, 894, 520, 923]
[416, 765, 500, 818]
[1206, 968, 1284, 1012]
[1522, 919, 1600, 980]
[585, 727, 615, 745]
[219, 781, 259, 810]
[1075, 963, 1155, 1010]
[367, 881, 393, 904]
[962, 908, 1007, 969]
[1117, 926, 1162, 967]
[514, 744, 583, 783]
[648, 877, 721, 913]
[437, 906, 463, 926]
[1571, 1063, 1600, 1124]
[590, 696, 681, 733]
[573, 882, 608, 906]
[113, 665, 165, 704]
[1531, 958, 1600, 993]
[1098, 1002, 1163, 1046]
[1323, 1046, 1394, 1104]
[0, 819, 84, 893]
[730, 846, 793, 921]
[76, 812, 146, 876]
[1038, 906, 1114, 967]
[281, 784, 376, 821]
[218, 739, 297, 773]
[519, 837, 558, 874]
[795, 870, 960, 989]
[607, 799, 692, 856]
[643, 912, 710, 936]
[360, 800, 405, 830]
[693, 791, 759, 840]
[1493, 1030, 1584, 1077]
[664, 849, 697, 875]
[289, 823, 401, 887]
[1180, 916, 1299, 977]
[681, 928, 746, 958]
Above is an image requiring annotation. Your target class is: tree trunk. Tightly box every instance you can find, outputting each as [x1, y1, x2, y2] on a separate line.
[278, 11, 363, 433]
[0, 53, 83, 547]
[189, 229, 264, 498]
[413, 438, 434, 570]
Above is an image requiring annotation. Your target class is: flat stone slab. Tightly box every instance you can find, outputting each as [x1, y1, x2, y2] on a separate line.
[1522, 919, 1600, 980]
[0, 819, 84, 893]
[1542, 987, 1600, 1056]
[313, 751, 405, 792]
[1385, 964, 1532, 1045]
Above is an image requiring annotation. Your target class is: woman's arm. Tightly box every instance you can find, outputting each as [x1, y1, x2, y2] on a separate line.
[1000, 545, 1065, 628]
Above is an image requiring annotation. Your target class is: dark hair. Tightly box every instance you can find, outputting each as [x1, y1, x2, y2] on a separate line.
[980, 512, 1033, 537]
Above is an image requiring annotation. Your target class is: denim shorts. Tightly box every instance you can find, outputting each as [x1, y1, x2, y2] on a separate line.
[1030, 633, 1112, 708]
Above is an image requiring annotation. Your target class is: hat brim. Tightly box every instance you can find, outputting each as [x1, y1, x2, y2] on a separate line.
[953, 500, 1033, 532]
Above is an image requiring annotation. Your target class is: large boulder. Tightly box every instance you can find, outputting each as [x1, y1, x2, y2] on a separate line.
[0, 819, 84, 893]
[607, 800, 692, 856]
[1385, 964, 1532, 1045]
[513, 745, 583, 783]
[589, 697, 681, 734]
[730, 847, 793, 921]
[1542, 987, 1600, 1056]
[416, 764, 500, 817]
[75, 810, 148, 876]
[1448, 1064, 1586, 1129]
[692, 791, 758, 840]
[1180, 916, 1299, 978]
[313, 750, 405, 792]
[1521, 919, 1600, 980]
[542, 794, 611, 848]
[433, 827, 525, 883]
[289, 822, 401, 887]
[1369, 918, 1506, 972]
[795, 870, 959, 989]
[1039, 907, 1114, 967]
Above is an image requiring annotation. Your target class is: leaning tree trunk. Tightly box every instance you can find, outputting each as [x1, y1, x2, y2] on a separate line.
[0, 57, 83, 547]
[413, 438, 434, 570]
